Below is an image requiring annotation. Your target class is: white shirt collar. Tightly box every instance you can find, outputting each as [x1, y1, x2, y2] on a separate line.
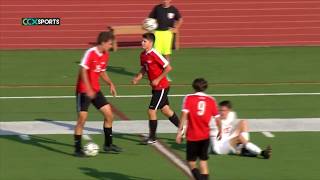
[94, 47, 103, 57]
[146, 48, 154, 54]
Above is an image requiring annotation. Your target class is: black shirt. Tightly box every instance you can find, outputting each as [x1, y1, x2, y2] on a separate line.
[149, 4, 182, 31]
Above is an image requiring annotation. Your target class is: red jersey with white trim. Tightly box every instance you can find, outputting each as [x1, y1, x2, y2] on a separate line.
[182, 92, 220, 141]
[76, 47, 109, 93]
[140, 48, 169, 90]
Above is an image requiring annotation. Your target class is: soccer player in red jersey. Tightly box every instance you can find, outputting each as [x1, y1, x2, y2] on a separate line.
[74, 31, 121, 157]
[132, 33, 180, 144]
[176, 78, 221, 180]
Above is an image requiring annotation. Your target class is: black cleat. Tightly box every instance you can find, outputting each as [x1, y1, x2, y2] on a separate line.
[74, 149, 86, 157]
[240, 148, 258, 157]
[103, 144, 122, 153]
[261, 145, 272, 159]
[141, 138, 157, 145]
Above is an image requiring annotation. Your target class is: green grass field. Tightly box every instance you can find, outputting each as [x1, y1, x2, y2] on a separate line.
[1, 46, 320, 179]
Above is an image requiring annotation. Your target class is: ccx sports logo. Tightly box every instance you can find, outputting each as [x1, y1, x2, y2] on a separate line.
[22, 18, 60, 26]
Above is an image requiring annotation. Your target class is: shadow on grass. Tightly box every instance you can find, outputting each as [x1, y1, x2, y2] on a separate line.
[0, 129, 73, 156]
[79, 167, 152, 180]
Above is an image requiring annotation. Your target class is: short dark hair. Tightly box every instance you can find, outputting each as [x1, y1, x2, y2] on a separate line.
[96, 31, 114, 45]
[142, 33, 155, 43]
[219, 100, 232, 109]
[192, 78, 208, 92]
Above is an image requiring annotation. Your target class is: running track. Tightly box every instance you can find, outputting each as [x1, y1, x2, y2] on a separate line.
[1, 0, 320, 49]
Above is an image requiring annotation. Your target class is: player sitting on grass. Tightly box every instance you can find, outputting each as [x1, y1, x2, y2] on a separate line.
[74, 31, 122, 157]
[210, 100, 272, 159]
[132, 33, 180, 144]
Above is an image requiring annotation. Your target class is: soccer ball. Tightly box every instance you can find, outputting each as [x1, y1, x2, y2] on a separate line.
[142, 18, 158, 32]
[83, 142, 99, 157]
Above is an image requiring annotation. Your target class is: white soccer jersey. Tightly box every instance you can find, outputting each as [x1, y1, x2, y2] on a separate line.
[210, 111, 238, 139]
[209, 111, 239, 154]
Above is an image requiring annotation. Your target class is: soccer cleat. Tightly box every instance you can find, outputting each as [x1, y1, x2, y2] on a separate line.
[141, 138, 157, 145]
[261, 145, 272, 159]
[74, 149, 86, 157]
[240, 148, 257, 157]
[103, 144, 123, 153]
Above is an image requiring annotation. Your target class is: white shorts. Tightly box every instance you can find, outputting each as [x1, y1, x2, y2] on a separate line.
[210, 133, 237, 155]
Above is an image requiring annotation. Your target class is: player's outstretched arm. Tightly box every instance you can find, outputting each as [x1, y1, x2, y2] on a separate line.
[80, 67, 95, 99]
[100, 72, 117, 97]
[132, 67, 145, 85]
[176, 111, 187, 144]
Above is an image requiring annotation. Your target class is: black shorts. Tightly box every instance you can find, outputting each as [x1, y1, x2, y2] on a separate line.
[76, 91, 109, 112]
[149, 88, 170, 110]
[186, 139, 210, 161]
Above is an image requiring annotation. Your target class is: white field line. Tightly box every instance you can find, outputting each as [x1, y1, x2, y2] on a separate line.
[140, 134, 193, 178]
[18, 134, 31, 140]
[82, 134, 92, 141]
[1, 92, 320, 99]
[261, 131, 275, 138]
[1, 119, 320, 135]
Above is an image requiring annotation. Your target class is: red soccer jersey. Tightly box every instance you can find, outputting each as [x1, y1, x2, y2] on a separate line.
[76, 47, 109, 93]
[140, 48, 169, 90]
[182, 92, 220, 141]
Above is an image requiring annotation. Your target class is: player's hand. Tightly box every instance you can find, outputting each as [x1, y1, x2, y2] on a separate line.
[217, 131, 222, 140]
[151, 78, 160, 86]
[170, 28, 178, 33]
[176, 134, 183, 144]
[132, 77, 139, 85]
[109, 83, 117, 97]
[87, 89, 96, 99]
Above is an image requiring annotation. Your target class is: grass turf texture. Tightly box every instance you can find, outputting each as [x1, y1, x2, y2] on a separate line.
[1, 47, 320, 121]
[158, 132, 320, 180]
[1, 47, 320, 179]
[0, 134, 186, 180]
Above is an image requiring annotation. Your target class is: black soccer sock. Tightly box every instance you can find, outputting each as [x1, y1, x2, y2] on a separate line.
[201, 174, 209, 180]
[104, 127, 113, 146]
[191, 168, 201, 180]
[149, 120, 158, 140]
[168, 112, 179, 127]
[74, 135, 82, 151]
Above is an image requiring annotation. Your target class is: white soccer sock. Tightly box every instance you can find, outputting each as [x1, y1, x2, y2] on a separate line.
[245, 142, 262, 155]
[241, 132, 250, 141]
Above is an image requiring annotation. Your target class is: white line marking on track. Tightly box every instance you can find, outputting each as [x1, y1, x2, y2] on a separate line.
[262, 131, 275, 138]
[140, 134, 193, 178]
[1, 92, 320, 99]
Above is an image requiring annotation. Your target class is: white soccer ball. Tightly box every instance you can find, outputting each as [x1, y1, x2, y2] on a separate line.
[83, 142, 99, 157]
[142, 18, 158, 32]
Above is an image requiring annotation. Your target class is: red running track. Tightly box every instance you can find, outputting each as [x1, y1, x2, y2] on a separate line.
[1, 0, 320, 49]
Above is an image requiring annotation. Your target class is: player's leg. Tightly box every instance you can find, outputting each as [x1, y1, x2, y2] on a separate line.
[159, 88, 179, 127]
[199, 139, 210, 180]
[74, 93, 91, 156]
[142, 90, 161, 144]
[230, 120, 272, 158]
[93, 91, 122, 152]
[187, 141, 202, 180]
[163, 31, 173, 81]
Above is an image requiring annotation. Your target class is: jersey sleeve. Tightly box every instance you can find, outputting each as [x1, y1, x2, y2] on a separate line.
[152, 51, 169, 68]
[173, 6, 182, 20]
[79, 50, 92, 69]
[211, 99, 220, 118]
[182, 96, 190, 113]
[148, 5, 157, 18]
